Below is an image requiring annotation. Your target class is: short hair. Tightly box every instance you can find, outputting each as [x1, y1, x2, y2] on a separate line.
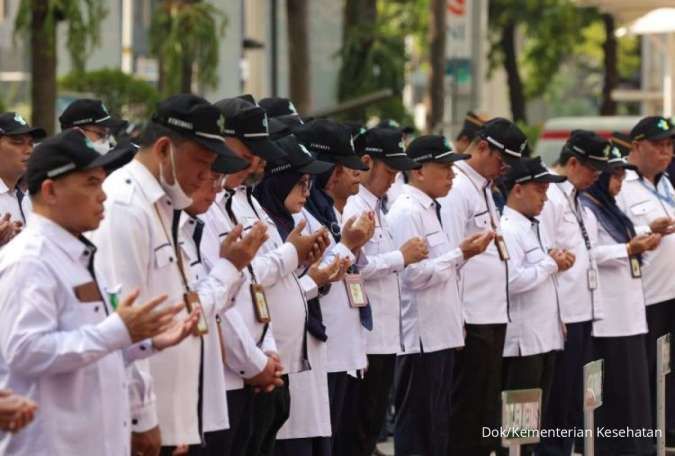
[137, 121, 188, 149]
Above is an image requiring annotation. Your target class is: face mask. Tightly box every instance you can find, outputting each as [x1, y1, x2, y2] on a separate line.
[91, 138, 113, 155]
[159, 142, 193, 209]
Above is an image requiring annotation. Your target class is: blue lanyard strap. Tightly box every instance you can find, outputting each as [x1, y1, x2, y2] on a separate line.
[638, 178, 675, 208]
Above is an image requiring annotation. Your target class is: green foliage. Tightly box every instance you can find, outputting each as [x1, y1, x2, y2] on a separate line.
[59, 68, 160, 120]
[14, 0, 107, 72]
[149, 0, 227, 95]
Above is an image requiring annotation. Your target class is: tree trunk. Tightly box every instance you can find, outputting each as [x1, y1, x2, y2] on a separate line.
[427, 0, 447, 133]
[30, 0, 56, 135]
[501, 20, 526, 123]
[286, 0, 311, 115]
[180, 53, 192, 93]
[600, 13, 618, 115]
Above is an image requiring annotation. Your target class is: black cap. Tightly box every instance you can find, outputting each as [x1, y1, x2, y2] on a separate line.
[478, 117, 527, 162]
[214, 97, 286, 162]
[563, 129, 611, 171]
[610, 131, 632, 157]
[406, 135, 470, 164]
[605, 145, 638, 172]
[293, 119, 369, 171]
[630, 116, 675, 142]
[457, 111, 487, 140]
[0, 112, 46, 139]
[258, 97, 304, 129]
[151, 94, 240, 164]
[59, 98, 128, 132]
[504, 157, 566, 186]
[266, 134, 334, 175]
[26, 129, 135, 193]
[375, 119, 415, 135]
[354, 128, 420, 171]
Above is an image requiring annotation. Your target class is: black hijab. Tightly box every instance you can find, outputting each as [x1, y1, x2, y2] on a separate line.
[305, 167, 342, 241]
[581, 171, 636, 244]
[253, 170, 303, 240]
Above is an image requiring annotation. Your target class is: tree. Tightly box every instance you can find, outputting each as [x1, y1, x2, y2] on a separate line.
[599, 13, 618, 115]
[427, 0, 446, 132]
[149, 0, 227, 96]
[14, 0, 107, 134]
[286, 0, 311, 114]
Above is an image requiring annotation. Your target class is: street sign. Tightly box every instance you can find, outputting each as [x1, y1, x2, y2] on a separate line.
[501, 388, 542, 455]
[583, 359, 604, 456]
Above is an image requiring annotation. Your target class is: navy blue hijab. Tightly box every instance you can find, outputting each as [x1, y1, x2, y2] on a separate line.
[581, 171, 636, 245]
[253, 170, 303, 241]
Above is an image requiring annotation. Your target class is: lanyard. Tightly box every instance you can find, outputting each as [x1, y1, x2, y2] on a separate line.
[639, 178, 675, 211]
[455, 166, 501, 233]
[153, 203, 191, 292]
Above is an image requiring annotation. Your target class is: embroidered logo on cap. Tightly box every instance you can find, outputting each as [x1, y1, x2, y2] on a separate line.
[519, 140, 528, 154]
[603, 144, 612, 157]
[658, 119, 670, 131]
[14, 113, 27, 126]
[217, 115, 226, 134]
[101, 103, 110, 115]
[288, 101, 298, 114]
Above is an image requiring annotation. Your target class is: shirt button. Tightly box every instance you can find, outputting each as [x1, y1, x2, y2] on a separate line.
[125, 179, 132, 184]
[123, 421, 127, 427]
[140, 344, 147, 351]
[94, 306, 99, 312]
[240, 370, 245, 375]
[132, 419, 138, 426]
[169, 257, 174, 262]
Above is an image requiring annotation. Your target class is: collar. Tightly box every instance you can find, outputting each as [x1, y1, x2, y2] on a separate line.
[29, 213, 95, 265]
[403, 183, 434, 209]
[455, 159, 489, 188]
[357, 184, 379, 210]
[126, 159, 166, 205]
[179, 210, 200, 234]
[502, 205, 534, 229]
[0, 178, 10, 195]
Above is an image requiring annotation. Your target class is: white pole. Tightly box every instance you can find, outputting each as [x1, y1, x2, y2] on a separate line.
[508, 443, 521, 456]
[121, 0, 134, 74]
[656, 334, 671, 456]
[664, 32, 675, 117]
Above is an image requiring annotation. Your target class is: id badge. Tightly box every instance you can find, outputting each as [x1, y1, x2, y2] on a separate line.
[495, 234, 510, 261]
[184, 291, 209, 335]
[587, 268, 598, 291]
[344, 273, 368, 308]
[250, 283, 271, 323]
[630, 256, 642, 278]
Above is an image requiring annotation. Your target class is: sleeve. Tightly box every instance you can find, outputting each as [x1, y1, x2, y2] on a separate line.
[250, 242, 299, 288]
[260, 323, 277, 354]
[0, 260, 132, 377]
[220, 307, 268, 379]
[191, 257, 244, 317]
[91, 202, 157, 432]
[439, 182, 472, 242]
[585, 208, 629, 267]
[502, 226, 558, 295]
[123, 339, 156, 364]
[298, 275, 319, 300]
[388, 206, 463, 290]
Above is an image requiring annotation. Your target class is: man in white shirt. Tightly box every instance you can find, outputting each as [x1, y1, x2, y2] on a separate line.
[342, 127, 427, 456]
[499, 158, 571, 455]
[91, 94, 248, 456]
[537, 130, 610, 455]
[0, 128, 198, 455]
[440, 118, 525, 455]
[0, 112, 45, 244]
[615, 115, 675, 441]
[388, 135, 493, 456]
[58, 98, 129, 153]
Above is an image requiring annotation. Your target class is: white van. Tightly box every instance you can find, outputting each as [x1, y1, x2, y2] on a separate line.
[534, 116, 641, 165]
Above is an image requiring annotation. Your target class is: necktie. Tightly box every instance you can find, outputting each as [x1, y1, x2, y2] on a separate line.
[15, 187, 26, 223]
[433, 199, 443, 227]
[192, 218, 205, 264]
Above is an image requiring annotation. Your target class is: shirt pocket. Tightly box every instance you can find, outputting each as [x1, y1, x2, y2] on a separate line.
[425, 229, 448, 254]
[473, 211, 491, 230]
[154, 243, 175, 269]
[629, 200, 658, 221]
[524, 246, 545, 265]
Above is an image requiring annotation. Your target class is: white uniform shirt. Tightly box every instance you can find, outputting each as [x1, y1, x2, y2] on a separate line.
[92, 160, 202, 445]
[344, 185, 405, 354]
[616, 170, 675, 306]
[293, 208, 368, 372]
[500, 207, 563, 357]
[229, 187, 312, 374]
[200, 189, 279, 391]
[582, 204, 649, 337]
[387, 184, 465, 353]
[179, 212, 244, 433]
[539, 181, 600, 323]
[0, 178, 31, 226]
[0, 214, 154, 455]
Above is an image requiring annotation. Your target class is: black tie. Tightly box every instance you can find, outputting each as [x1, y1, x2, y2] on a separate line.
[79, 236, 109, 316]
[15, 187, 26, 224]
[433, 199, 443, 227]
[192, 218, 205, 264]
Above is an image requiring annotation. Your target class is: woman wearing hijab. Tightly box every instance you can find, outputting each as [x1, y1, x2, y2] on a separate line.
[254, 134, 349, 456]
[580, 148, 662, 455]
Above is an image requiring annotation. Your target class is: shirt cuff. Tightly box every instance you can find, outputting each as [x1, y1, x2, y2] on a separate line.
[541, 255, 559, 274]
[388, 250, 406, 273]
[635, 224, 651, 235]
[280, 242, 301, 276]
[440, 247, 464, 267]
[131, 400, 158, 433]
[243, 348, 269, 380]
[98, 312, 133, 351]
[211, 258, 244, 293]
[299, 275, 319, 300]
[125, 339, 156, 363]
[334, 242, 356, 263]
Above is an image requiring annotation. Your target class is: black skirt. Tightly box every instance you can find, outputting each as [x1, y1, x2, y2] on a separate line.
[593, 333, 653, 456]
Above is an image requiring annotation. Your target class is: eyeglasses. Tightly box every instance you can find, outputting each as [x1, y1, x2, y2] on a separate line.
[82, 126, 112, 142]
[295, 178, 312, 193]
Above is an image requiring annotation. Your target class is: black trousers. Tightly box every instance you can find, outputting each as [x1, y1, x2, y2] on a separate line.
[538, 320, 593, 456]
[645, 299, 675, 435]
[246, 375, 291, 456]
[222, 387, 256, 456]
[275, 437, 332, 456]
[326, 371, 350, 451]
[448, 323, 506, 456]
[594, 334, 653, 456]
[394, 348, 455, 456]
[497, 351, 557, 456]
[334, 354, 396, 456]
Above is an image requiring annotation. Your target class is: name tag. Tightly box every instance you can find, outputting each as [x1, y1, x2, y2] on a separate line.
[184, 291, 208, 335]
[587, 268, 598, 290]
[630, 257, 642, 278]
[495, 234, 510, 261]
[250, 283, 271, 323]
[74, 281, 102, 303]
[344, 273, 368, 308]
